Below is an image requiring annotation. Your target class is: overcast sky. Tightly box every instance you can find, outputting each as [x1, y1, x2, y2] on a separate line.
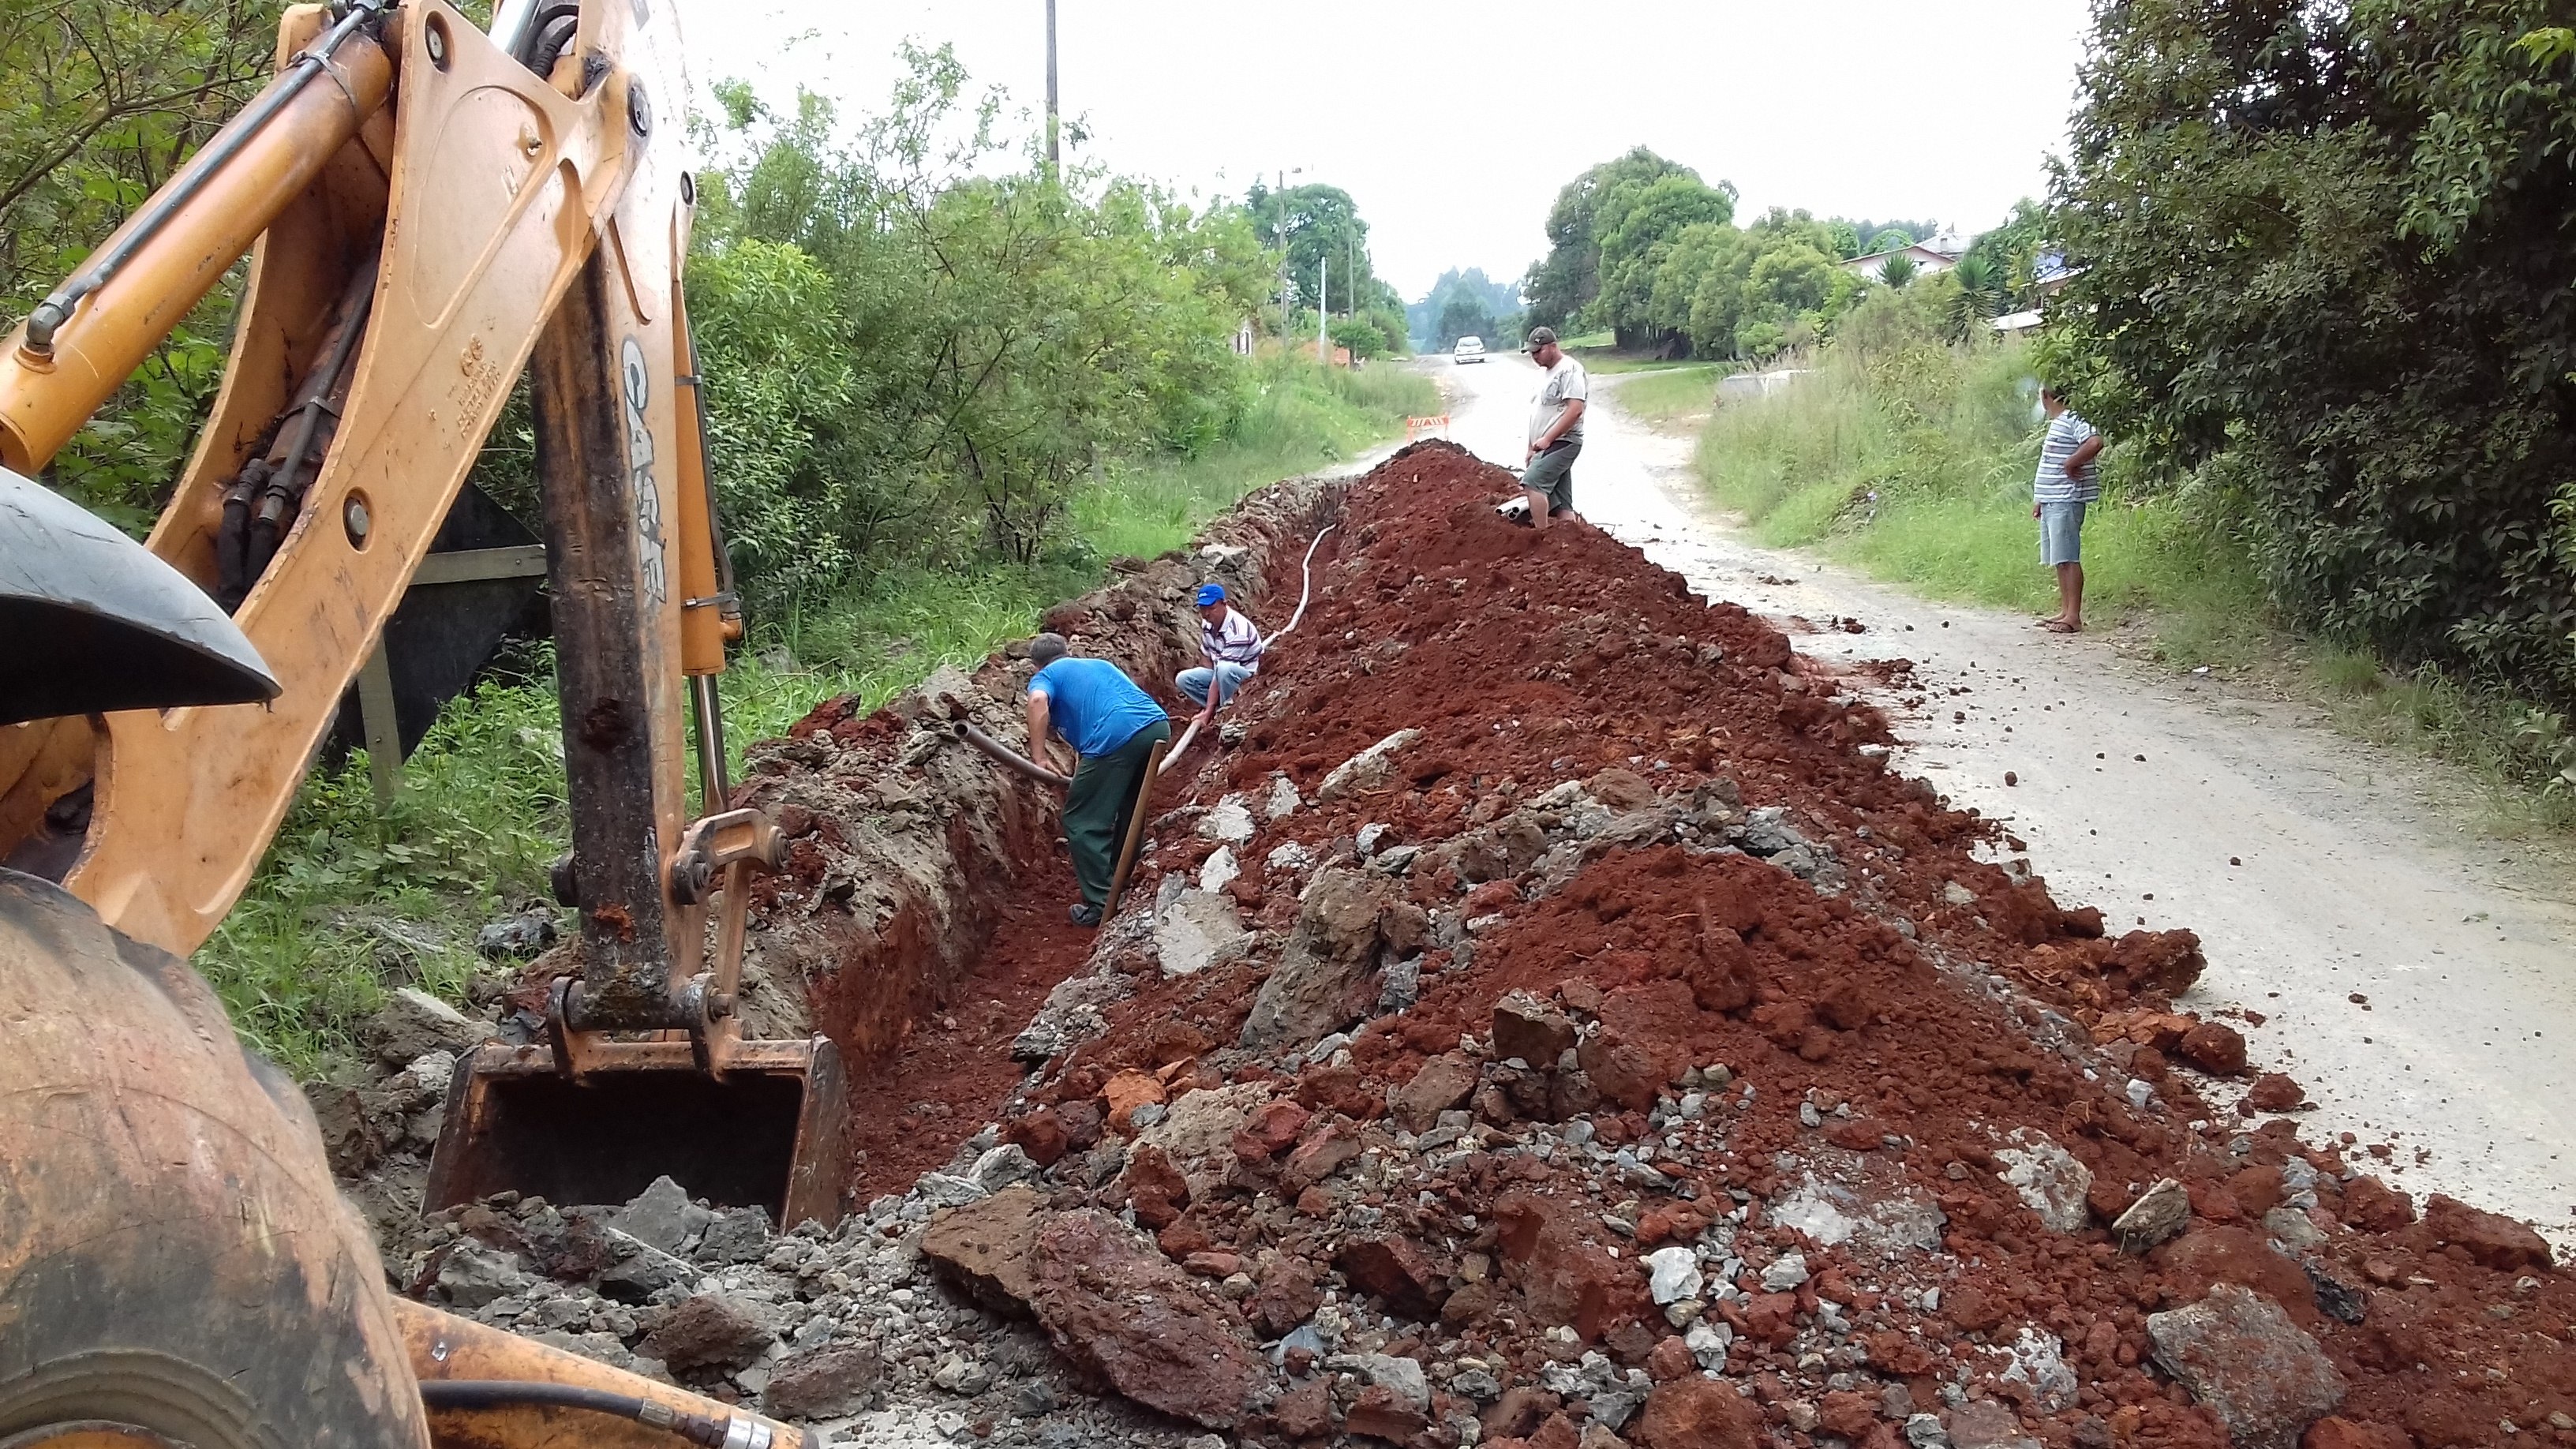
[666, 1, 2094, 301]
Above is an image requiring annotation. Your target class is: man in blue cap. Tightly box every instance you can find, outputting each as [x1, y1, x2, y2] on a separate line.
[1177, 582, 1264, 726]
[1026, 632, 1171, 927]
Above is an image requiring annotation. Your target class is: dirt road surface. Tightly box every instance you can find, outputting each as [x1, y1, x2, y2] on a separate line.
[1425, 350, 2576, 1247]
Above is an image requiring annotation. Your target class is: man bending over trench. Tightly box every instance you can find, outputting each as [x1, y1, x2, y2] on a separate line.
[1026, 632, 1171, 927]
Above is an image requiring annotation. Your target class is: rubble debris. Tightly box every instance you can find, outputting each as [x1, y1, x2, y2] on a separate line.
[362, 985, 487, 1067]
[382, 445, 2576, 1447]
[2147, 1284, 2345, 1448]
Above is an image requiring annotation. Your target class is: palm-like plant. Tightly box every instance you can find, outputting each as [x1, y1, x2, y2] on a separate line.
[1877, 253, 1919, 289]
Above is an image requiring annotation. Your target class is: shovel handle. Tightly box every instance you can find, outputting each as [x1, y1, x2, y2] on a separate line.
[1101, 739, 1166, 920]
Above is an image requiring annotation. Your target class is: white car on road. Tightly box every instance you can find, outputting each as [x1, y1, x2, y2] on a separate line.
[1451, 336, 1486, 365]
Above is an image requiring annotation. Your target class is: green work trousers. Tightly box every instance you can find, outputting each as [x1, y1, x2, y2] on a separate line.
[1062, 718, 1170, 906]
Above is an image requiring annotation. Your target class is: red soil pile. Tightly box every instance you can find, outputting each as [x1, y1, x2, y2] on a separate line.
[942, 444, 2576, 1449]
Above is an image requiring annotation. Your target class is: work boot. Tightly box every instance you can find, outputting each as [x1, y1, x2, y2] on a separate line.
[1069, 902, 1103, 927]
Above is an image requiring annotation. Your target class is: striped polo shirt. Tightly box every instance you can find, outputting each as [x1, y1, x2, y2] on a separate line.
[2035, 411, 2102, 504]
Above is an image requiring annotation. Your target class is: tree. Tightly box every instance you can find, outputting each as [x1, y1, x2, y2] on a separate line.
[5, 0, 279, 528]
[1245, 181, 1388, 322]
[1522, 147, 1694, 331]
[2051, 0, 2576, 710]
[1586, 171, 1736, 349]
[695, 46, 1271, 582]
[1408, 267, 1519, 348]
[1956, 198, 2050, 309]
[1433, 291, 1495, 350]
[1875, 253, 1918, 289]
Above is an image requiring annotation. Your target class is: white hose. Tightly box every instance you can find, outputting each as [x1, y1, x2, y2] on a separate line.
[1166, 523, 1335, 768]
[1268, 523, 1335, 644]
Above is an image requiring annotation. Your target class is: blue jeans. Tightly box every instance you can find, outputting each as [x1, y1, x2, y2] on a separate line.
[1178, 661, 1255, 709]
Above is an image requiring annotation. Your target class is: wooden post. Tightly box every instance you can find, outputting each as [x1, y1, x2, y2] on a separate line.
[357, 639, 402, 811]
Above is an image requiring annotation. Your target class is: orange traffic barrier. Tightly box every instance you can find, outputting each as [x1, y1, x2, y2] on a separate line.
[1405, 414, 1451, 443]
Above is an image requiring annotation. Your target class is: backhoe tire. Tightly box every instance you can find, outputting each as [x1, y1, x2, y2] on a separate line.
[0, 871, 429, 1449]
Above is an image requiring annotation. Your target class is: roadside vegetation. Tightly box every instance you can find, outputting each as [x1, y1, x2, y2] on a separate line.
[1511, 5, 2576, 830]
[1601, 365, 1724, 430]
[1521, 148, 1960, 364]
[1694, 283, 2576, 834]
[8, 14, 1428, 1076]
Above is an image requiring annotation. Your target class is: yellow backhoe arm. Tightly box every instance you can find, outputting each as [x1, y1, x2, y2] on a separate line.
[0, 2, 833, 1443]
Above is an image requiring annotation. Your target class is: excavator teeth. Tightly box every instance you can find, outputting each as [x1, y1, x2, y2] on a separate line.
[422, 1035, 848, 1228]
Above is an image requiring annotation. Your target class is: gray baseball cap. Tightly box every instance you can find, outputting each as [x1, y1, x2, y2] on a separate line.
[1524, 326, 1558, 350]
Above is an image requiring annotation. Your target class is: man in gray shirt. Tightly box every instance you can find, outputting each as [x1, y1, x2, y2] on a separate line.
[1519, 326, 1588, 533]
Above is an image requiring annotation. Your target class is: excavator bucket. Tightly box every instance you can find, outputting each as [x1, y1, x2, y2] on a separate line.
[423, 1035, 848, 1228]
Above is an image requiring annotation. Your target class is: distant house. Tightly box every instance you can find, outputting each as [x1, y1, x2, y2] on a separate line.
[2031, 249, 2081, 298]
[1991, 253, 2083, 336]
[1842, 243, 1959, 284]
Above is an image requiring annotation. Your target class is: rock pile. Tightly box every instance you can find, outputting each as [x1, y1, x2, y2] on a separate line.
[393, 444, 2572, 1448]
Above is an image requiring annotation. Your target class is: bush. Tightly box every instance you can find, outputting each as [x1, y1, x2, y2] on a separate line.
[2050, 0, 2576, 711]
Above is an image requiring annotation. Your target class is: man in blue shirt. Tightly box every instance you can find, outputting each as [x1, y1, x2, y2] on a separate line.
[2034, 384, 2106, 634]
[1025, 632, 1172, 926]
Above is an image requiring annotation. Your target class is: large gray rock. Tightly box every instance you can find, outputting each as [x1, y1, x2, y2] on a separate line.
[364, 987, 485, 1067]
[693, 1205, 773, 1264]
[2113, 1178, 2190, 1251]
[595, 1231, 694, 1304]
[1994, 1130, 2092, 1233]
[611, 1174, 714, 1255]
[474, 908, 558, 960]
[1155, 890, 1249, 978]
[1238, 867, 1421, 1052]
[1316, 728, 1421, 803]
[764, 1342, 882, 1420]
[2147, 1284, 2346, 1449]
[434, 1239, 531, 1310]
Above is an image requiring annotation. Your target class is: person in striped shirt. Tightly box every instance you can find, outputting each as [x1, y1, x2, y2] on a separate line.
[2034, 384, 2106, 633]
[1178, 582, 1261, 724]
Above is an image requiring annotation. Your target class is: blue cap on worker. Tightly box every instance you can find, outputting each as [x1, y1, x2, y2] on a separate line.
[1195, 582, 1226, 606]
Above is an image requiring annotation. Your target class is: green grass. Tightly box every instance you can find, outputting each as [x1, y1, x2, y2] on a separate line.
[2309, 651, 2576, 834]
[1608, 365, 1724, 429]
[1567, 347, 1725, 376]
[195, 360, 1432, 1081]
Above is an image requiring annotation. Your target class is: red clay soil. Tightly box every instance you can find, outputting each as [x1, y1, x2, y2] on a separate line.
[837, 847, 1094, 1199]
[754, 443, 2570, 1447]
[977, 444, 2570, 1449]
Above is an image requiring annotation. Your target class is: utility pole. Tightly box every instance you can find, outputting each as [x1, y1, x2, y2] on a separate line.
[1044, 0, 1060, 173]
[1319, 256, 1329, 364]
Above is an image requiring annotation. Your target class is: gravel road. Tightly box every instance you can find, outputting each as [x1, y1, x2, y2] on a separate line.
[1421, 350, 2576, 1247]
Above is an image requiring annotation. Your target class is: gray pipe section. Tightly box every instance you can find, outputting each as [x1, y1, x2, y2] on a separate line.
[953, 721, 1069, 788]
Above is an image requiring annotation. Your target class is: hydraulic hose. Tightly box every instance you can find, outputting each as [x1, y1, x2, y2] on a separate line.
[414, 1380, 778, 1447]
[21, 0, 391, 354]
